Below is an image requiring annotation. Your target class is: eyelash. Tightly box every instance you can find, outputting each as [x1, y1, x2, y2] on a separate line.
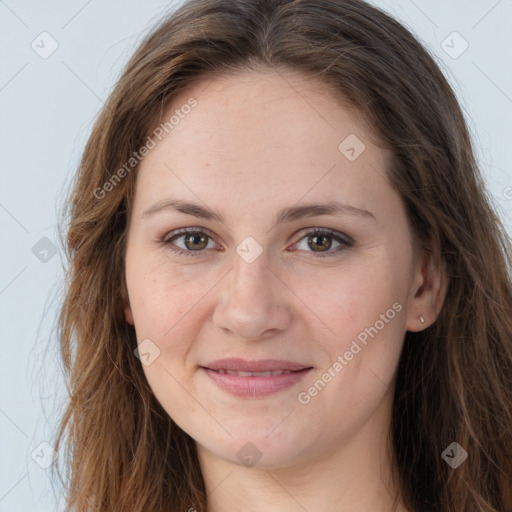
[161, 227, 354, 258]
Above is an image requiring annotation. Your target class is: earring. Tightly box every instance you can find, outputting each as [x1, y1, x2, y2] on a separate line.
[420, 315, 425, 324]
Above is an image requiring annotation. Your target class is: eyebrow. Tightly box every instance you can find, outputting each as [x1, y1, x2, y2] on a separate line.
[142, 198, 376, 225]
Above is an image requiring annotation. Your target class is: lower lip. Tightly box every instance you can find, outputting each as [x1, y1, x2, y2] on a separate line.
[202, 367, 313, 397]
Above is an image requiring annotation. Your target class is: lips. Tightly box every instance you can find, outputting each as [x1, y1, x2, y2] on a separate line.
[201, 364, 313, 397]
[200, 358, 314, 396]
[203, 358, 312, 373]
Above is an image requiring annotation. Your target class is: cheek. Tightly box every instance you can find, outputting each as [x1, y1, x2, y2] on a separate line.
[295, 269, 405, 440]
[293, 256, 405, 345]
[125, 256, 223, 394]
[126, 261, 212, 417]
[126, 254, 208, 336]
[295, 257, 406, 398]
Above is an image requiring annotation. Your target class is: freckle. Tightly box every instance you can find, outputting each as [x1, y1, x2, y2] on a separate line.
[205, 162, 211, 167]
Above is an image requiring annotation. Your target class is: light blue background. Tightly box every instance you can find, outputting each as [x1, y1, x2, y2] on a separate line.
[1, 1, 511, 510]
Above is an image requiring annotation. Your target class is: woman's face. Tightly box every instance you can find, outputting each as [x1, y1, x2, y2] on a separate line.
[124, 69, 426, 468]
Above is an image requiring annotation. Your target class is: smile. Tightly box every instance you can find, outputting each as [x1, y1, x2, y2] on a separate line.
[202, 367, 313, 397]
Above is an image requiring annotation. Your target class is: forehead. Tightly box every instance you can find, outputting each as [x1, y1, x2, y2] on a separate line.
[134, 69, 394, 220]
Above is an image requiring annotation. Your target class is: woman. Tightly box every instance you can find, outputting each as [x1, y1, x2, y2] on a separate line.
[54, 0, 512, 510]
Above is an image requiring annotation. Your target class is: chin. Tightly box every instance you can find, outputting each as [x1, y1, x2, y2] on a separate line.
[197, 428, 312, 470]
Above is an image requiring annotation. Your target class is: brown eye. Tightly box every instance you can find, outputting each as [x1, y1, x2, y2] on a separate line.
[163, 229, 217, 257]
[308, 233, 333, 252]
[293, 229, 353, 258]
[183, 232, 209, 250]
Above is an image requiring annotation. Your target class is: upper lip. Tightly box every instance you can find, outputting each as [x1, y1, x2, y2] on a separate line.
[203, 358, 312, 372]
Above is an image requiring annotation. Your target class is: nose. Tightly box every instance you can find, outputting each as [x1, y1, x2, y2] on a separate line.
[212, 249, 292, 340]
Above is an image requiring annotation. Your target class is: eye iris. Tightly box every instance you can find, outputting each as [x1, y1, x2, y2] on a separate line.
[309, 234, 332, 252]
[184, 233, 208, 250]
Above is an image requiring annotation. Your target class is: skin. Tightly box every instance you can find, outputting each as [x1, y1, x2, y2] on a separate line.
[124, 68, 447, 512]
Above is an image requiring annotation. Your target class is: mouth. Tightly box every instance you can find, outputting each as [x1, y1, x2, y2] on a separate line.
[200, 361, 313, 397]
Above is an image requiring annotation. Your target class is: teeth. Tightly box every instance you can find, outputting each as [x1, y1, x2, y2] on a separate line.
[216, 369, 294, 376]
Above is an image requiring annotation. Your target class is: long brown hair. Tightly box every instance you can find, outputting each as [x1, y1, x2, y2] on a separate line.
[53, 0, 512, 510]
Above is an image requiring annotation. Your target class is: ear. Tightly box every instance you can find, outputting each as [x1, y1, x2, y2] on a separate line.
[120, 272, 135, 325]
[124, 305, 135, 325]
[405, 249, 449, 332]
